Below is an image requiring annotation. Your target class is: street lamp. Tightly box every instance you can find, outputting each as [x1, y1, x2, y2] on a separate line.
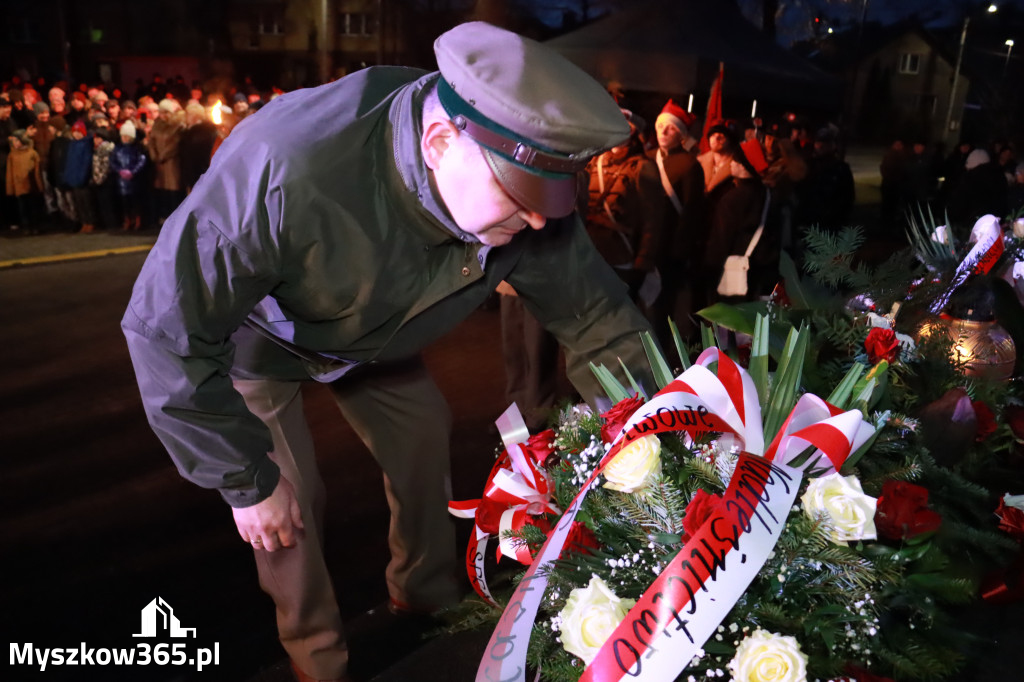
[1006, 39, 1016, 77]
[942, 4, 998, 145]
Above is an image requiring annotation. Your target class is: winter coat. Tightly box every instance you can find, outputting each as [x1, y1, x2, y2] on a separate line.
[48, 135, 71, 189]
[92, 140, 116, 185]
[179, 121, 219, 190]
[704, 177, 775, 298]
[583, 150, 665, 274]
[109, 142, 148, 196]
[146, 117, 183, 191]
[62, 135, 93, 189]
[29, 123, 57, 171]
[6, 146, 43, 196]
[647, 145, 707, 266]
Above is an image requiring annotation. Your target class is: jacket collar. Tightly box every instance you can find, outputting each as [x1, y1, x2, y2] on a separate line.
[388, 73, 482, 247]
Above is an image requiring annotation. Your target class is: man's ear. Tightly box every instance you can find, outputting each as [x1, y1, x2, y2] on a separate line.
[422, 119, 457, 170]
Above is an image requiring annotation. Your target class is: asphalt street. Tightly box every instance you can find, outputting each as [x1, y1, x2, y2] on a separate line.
[1, 250, 512, 681]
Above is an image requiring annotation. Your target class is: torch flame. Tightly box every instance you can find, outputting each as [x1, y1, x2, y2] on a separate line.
[211, 100, 222, 125]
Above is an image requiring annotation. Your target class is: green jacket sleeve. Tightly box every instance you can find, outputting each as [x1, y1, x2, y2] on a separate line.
[506, 215, 658, 408]
[122, 143, 285, 508]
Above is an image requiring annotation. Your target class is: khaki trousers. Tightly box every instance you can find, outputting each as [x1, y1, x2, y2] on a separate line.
[234, 359, 459, 679]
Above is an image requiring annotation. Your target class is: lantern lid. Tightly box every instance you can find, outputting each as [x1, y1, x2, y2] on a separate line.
[947, 278, 996, 321]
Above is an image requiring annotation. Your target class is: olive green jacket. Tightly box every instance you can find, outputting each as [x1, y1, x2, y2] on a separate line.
[122, 67, 654, 507]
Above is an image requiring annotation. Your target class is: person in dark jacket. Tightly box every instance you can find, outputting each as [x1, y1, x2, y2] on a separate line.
[798, 126, 854, 233]
[947, 149, 1009, 236]
[109, 120, 147, 230]
[0, 98, 16, 228]
[178, 102, 218, 193]
[879, 139, 907, 231]
[582, 108, 665, 302]
[646, 99, 706, 344]
[704, 148, 774, 303]
[62, 119, 96, 232]
[121, 22, 655, 682]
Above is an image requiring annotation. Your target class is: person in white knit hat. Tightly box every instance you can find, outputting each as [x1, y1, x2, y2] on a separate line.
[109, 119, 147, 230]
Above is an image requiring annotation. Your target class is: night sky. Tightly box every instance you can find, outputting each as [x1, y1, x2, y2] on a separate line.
[523, 0, 1024, 45]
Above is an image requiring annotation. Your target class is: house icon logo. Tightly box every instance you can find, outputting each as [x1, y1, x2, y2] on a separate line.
[133, 597, 197, 638]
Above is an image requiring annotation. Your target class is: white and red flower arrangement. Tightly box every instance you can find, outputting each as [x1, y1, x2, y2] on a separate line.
[447, 317, 998, 682]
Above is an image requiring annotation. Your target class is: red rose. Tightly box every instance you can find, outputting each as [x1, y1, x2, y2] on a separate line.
[474, 497, 506, 536]
[600, 394, 646, 444]
[1007, 406, 1024, 442]
[736, 342, 752, 368]
[521, 428, 558, 468]
[996, 497, 1024, 540]
[875, 480, 942, 541]
[563, 521, 601, 558]
[864, 327, 900, 365]
[972, 401, 997, 442]
[769, 281, 791, 308]
[682, 489, 723, 542]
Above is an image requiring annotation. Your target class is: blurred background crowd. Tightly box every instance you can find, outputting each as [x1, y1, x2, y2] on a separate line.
[1, 72, 269, 235]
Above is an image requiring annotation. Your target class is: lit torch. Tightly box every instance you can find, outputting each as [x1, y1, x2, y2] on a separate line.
[211, 100, 223, 125]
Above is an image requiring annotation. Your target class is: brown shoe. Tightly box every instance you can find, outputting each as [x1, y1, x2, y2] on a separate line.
[289, 659, 352, 682]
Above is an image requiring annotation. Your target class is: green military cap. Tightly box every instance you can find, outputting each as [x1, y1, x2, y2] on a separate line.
[434, 21, 629, 218]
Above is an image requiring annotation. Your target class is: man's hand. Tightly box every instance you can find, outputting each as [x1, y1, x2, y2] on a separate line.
[232, 475, 304, 551]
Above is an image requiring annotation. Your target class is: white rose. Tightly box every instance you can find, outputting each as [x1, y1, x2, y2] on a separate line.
[728, 629, 808, 682]
[558, 575, 636, 665]
[801, 472, 877, 544]
[602, 434, 662, 493]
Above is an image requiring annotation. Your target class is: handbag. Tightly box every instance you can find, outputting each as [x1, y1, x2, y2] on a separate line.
[717, 189, 771, 297]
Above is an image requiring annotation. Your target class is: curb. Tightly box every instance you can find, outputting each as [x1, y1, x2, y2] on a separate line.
[0, 244, 154, 269]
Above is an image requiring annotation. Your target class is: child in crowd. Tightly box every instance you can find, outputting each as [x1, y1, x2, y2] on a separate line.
[5, 128, 43, 232]
[109, 120, 147, 230]
[62, 119, 96, 233]
[91, 117, 118, 230]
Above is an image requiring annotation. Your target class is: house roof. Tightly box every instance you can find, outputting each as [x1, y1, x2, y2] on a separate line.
[796, 21, 959, 74]
[544, 0, 836, 104]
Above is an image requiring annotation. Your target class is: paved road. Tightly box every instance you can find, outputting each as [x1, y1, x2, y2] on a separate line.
[1, 252, 514, 681]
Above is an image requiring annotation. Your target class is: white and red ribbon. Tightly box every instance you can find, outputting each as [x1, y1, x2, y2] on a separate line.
[474, 350, 875, 682]
[448, 404, 560, 604]
[929, 214, 1005, 313]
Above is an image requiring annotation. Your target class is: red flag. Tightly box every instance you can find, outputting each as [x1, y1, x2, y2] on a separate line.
[700, 62, 724, 153]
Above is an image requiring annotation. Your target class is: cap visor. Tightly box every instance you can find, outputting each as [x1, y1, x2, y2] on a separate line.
[483, 150, 578, 219]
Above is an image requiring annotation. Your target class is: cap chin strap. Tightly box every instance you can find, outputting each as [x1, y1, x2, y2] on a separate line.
[451, 113, 587, 175]
[437, 78, 587, 175]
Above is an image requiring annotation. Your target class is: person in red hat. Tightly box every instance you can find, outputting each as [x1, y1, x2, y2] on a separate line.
[65, 91, 89, 129]
[646, 99, 707, 345]
[63, 118, 97, 232]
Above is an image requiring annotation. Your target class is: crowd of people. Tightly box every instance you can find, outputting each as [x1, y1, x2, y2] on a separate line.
[0, 73, 272, 235]
[502, 91, 1024, 429]
[880, 135, 1023, 238]
[8, 24, 1024, 682]
[579, 95, 1024, 333]
[576, 97, 865, 345]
